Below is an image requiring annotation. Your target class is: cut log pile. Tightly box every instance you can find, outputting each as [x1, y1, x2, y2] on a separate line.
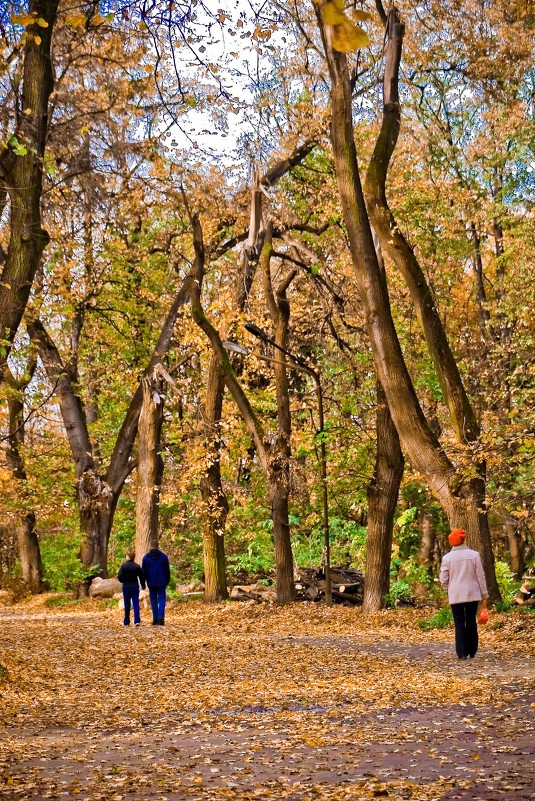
[295, 566, 364, 605]
[230, 566, 365, 604]
[515, 567, 535, 607]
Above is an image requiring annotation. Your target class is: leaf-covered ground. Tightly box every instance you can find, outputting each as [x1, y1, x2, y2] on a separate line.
[0, 598, 533, 801]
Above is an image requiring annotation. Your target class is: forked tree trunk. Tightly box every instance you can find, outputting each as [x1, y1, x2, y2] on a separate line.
[315, 2, 500, 601]
[363, 382, 404, 613]
[134, 374, 165, 562]
[198, 146, 312, 602]
[28, 266, 197, 579]
[189, 213, 295, 602]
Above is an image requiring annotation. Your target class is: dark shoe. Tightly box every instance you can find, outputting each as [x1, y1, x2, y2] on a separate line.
[151, 620, 159, 626]
[123, 622, 130, 627]
[158, 618, 165, 626]
[135, 623, 141, 627]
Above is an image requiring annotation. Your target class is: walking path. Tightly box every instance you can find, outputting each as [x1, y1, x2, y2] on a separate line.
[0, 599, 533, 800]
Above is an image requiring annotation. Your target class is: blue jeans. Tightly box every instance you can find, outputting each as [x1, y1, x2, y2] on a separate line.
[149, 587, 166, 622]
[122, 586, 140, 625]
[451, 600, 479, 658]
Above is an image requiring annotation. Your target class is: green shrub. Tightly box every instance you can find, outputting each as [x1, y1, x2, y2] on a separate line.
[40, 531, 97, 592]
[418, 607, 453, 630]
[227, 540, 274, 579]
[385, 579, 412, 608]
[44, 594, 83, 608]
[291, 518, 367, 570]
[494, 560, 521, 609]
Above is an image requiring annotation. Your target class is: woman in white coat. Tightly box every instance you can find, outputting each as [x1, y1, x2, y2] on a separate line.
[440, 529, 488, 659]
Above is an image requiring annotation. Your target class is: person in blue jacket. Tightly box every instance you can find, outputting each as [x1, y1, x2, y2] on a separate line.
[117, 549, 146, 627]
[142, 540, 171, 626]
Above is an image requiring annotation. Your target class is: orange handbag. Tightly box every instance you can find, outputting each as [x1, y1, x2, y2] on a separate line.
[478, 608, 489, 624]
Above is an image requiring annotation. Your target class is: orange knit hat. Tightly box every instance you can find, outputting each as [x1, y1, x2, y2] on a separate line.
[449, 528, 467, 546]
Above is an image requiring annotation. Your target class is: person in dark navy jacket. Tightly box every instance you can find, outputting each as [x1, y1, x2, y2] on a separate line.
[142, 541, 171, 626]
[117, 549, 146, 626]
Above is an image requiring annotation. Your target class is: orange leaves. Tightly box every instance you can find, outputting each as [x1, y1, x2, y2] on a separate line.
[321, 0, 370, 53]
[0, 602, 534, 799]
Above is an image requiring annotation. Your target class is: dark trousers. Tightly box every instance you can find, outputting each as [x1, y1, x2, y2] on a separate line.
[149, 586, 166, 623]
[451, 600, 479, 658]
[123, 586, 140, 625]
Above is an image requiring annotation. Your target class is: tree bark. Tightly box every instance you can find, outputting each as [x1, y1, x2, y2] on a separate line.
[134, 373, 165, 562]
[4, 363, 45, 593]
[363, 382, 404, 613]
[188, 212, 295, 602]
[419, 513, 436, 569]
[262, 222, 296, 603]
[0, 0, 59, 377]
[198, 146, 310, 603]
[314, 3, 501, 601]
[27, 266, 197, 577]
[504, 520, 525, 580]
[198, 176, 264, 601]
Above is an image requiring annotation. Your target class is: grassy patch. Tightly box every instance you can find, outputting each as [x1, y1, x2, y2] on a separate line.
[99, 598, 118, 610]
[44, 594, 80, 608]
[417, 606, 453, 630]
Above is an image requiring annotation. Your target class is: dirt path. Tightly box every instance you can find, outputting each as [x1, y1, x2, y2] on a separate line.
[0, 601, 533, 801]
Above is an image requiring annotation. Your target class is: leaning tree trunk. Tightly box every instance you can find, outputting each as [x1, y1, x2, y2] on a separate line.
[361, 4, 499, 600]
[134, 374, 165, 562]
[363, 382, 404, 613]
[0, 0, 59, 378]
[28, 264, 197, 580]
[314, 2, 501, 600]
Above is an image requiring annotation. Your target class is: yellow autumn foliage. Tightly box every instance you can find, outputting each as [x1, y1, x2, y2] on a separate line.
[322, 1, 369, 53]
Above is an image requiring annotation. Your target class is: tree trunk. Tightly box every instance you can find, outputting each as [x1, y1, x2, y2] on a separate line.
[0, 0, 59, 377]
[419, 513, 436, 569]
[16, 512, 44, 594]
[200, 355, 229, 602]
[262, 222, 296, 602]
[5, 364, 44, 593]
[134, 374, 165, 562]
[189, 212, 297, 602]
[505, 520, 525, 580]
[315, 4, 501, 601]
[269, 475, 295, 603]
[27, 264, 197, 577]
[77, 469, 116, 582]
[363, 382, 404, 613]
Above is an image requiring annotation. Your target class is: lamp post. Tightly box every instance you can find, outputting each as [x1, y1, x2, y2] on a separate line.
[244, 323, 332, 607]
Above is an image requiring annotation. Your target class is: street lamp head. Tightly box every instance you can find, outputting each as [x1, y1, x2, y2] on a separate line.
[222, 340, 250, 355]
[244, 322, 270, 342]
